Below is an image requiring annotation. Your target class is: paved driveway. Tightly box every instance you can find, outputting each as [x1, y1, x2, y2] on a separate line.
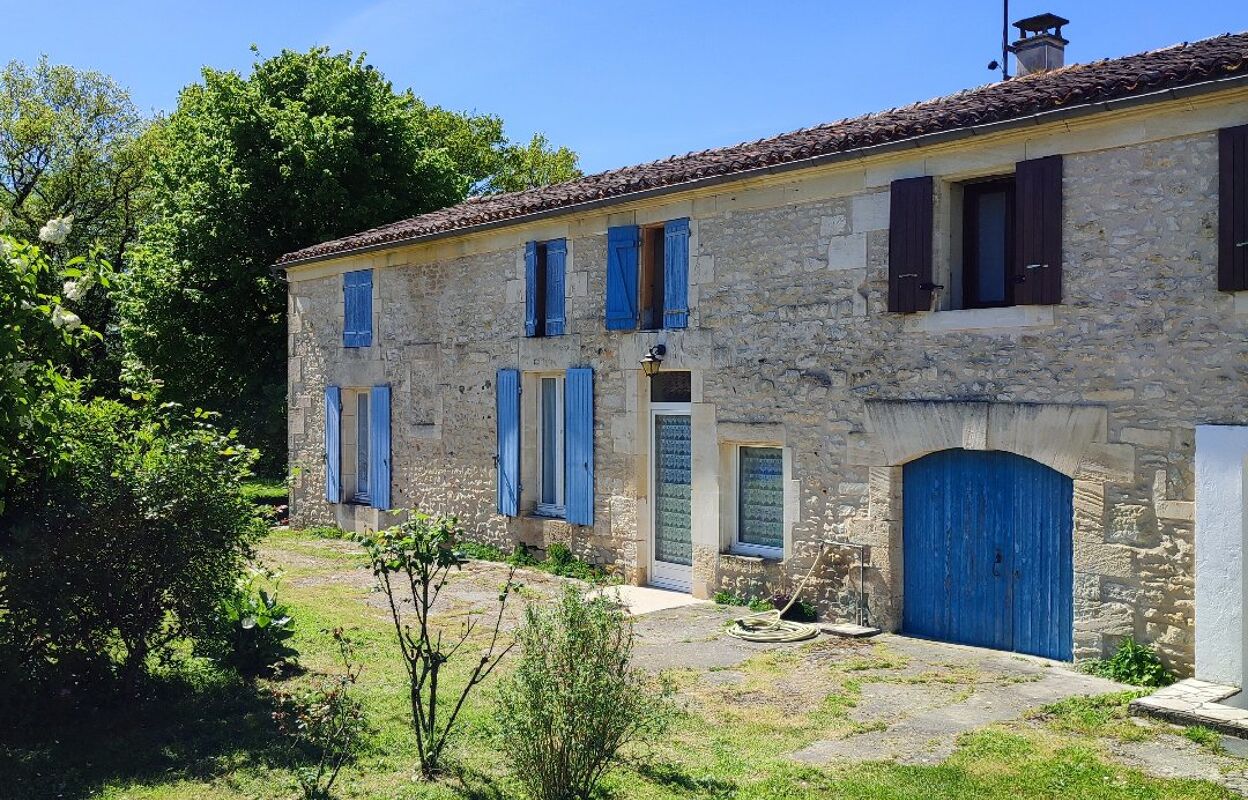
[628, 601, 1124, 764]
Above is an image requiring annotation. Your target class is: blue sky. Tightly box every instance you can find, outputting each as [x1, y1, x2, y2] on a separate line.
[9, 1, 1244, 174]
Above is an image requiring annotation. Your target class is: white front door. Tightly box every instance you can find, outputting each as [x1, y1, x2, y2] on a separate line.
[650, 404, 693, 591]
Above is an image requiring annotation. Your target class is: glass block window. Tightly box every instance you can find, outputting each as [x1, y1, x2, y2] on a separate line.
[653, 414, 692, 566]
[737, 446, 783, 552]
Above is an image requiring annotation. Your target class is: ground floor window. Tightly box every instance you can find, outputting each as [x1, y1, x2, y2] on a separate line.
[537, 375, 565, 516]
[735, 445, 784, 556]
[354, 391, 370, 503]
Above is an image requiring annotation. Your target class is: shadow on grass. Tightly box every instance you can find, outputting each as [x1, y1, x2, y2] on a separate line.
[633, 761, 738, 798]
[0, 664, 297, 800]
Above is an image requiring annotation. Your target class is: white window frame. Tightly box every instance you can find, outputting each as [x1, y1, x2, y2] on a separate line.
[354, 391, 370, 504]
[535, 375, 565, 517]
[731, 443, 785, 559]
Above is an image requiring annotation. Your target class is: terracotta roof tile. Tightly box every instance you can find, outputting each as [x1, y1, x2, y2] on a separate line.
[279, 32, 1248, 266]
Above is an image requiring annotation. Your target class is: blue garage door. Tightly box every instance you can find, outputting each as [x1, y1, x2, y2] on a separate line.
[903, 449, 1073, 660]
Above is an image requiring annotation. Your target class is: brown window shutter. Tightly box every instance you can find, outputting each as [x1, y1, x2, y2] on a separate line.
[1220, 125, 1248, 292]
[1014, 155, 1063, 305]
[887, 176, 934, 313]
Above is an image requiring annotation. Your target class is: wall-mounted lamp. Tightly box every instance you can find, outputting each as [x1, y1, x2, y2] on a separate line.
[639, 344, 666, 378]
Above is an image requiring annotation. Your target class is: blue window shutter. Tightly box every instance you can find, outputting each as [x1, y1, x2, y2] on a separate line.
[343, 269, 373, 347]
[496, 369, 520, 516]
[369, 385, 391, 510]
[545, 239, 566, 336]
[523, 242, 539, 337]
[324, 386, 341, 503]
[663, 218, 690, 329]
[605, 225, 639, 330]
[565, 367, 594, 525]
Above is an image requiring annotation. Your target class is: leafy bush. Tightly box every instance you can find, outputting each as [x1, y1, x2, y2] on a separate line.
[456, 538, 615, 582]
[0, 234, 100, 511]
[0, 399, 265, 698]
[711, 590, 773, 612]
[271, 628, 366, 799]
[1082, 637, 1175, 687]
[359, 511, 515, 778]
[208, 566, 297, 677]
[770, 592, 819, 623]
[497, 587, 673, 800]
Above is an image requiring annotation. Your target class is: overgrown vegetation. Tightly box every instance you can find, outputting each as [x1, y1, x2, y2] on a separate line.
[713, 590, 780, 613]
[1184, 725, 1225, 754]
[0, 399, 266, 701]
[1030, 691, 1152, 741]
[456, 538, 617, 583]
[270, 628, 366, 799]
[358, 511, 515, 779]
[1082, 637, 1175, 687]
[2, 528, 1236, 800]
[206, 565, 298, 677]
[497, 587, 674, 800]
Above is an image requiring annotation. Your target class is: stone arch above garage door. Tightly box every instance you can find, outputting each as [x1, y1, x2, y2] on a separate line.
[852, 400, 1118, 479]
[844, 400, 1137, 661]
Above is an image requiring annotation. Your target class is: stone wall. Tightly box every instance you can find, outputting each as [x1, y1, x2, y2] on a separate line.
[289, 123, 1248, 673]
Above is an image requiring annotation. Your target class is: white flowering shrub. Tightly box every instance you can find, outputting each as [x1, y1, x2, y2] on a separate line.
[0, 229, 100, 511]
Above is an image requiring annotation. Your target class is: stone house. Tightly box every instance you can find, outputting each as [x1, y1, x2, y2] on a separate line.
[280, 24, 1248, 678]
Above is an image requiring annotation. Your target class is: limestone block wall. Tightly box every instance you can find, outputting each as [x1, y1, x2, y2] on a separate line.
[289, 123, 1248, 672]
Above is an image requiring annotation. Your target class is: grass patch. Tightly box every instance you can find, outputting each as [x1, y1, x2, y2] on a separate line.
[1184, 726, 1226, 755]
[3, 529, 1235, 800]
[240, 477, 288, 504]
[457, 539, 618, 584]
[1029, 691, 1153, 741]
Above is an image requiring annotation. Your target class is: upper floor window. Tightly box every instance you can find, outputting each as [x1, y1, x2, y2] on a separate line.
[343, 269, 373, 347]
[605, 219, 689, 331]
[525, 239, 566, 337]
[887, 155, 1063, 313]
[960, 177, 1016, 309]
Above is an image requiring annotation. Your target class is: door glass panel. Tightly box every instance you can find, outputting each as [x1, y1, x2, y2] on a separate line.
[738, 447, 783, 549]
[653, 414, 692, 566]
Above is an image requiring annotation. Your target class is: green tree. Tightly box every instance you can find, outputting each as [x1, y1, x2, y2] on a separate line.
[120, 47, 580, 470]
[0, 57, 155, 393]
[0, 231, 100, 512]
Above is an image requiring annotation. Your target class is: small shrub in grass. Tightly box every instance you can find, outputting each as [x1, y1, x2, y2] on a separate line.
[1183, 726, 1224, 753]
[207, 565, 298, 677]
[359, 511, 515, 779]
[1082, 637, 1175, 687]
[496, 587, 674, 800]
[271, 628, 366, 799]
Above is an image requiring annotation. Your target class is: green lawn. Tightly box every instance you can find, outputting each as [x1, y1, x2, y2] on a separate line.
[0, 529, 1235, 800]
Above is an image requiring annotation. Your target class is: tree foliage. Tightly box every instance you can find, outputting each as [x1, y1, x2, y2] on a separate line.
[0, 232, 100, 510]
[0, 58, 154, 393]
[119, 47, 580, 470]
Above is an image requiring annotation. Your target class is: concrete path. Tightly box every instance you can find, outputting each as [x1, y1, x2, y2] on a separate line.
[588, 584, 709, 616]
[789, 634, 1125, 765]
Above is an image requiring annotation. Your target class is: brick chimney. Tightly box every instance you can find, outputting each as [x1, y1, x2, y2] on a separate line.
[1012, 13, 1070, 76]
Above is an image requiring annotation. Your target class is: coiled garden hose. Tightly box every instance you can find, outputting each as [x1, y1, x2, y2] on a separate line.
[724, 544, 826, 643]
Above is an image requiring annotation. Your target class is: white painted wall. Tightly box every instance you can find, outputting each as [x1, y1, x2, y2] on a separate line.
[1195, 425, 1248, 686]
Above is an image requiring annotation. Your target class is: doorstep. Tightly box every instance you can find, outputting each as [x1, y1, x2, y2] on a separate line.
[1129, 678, 1248, 737]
